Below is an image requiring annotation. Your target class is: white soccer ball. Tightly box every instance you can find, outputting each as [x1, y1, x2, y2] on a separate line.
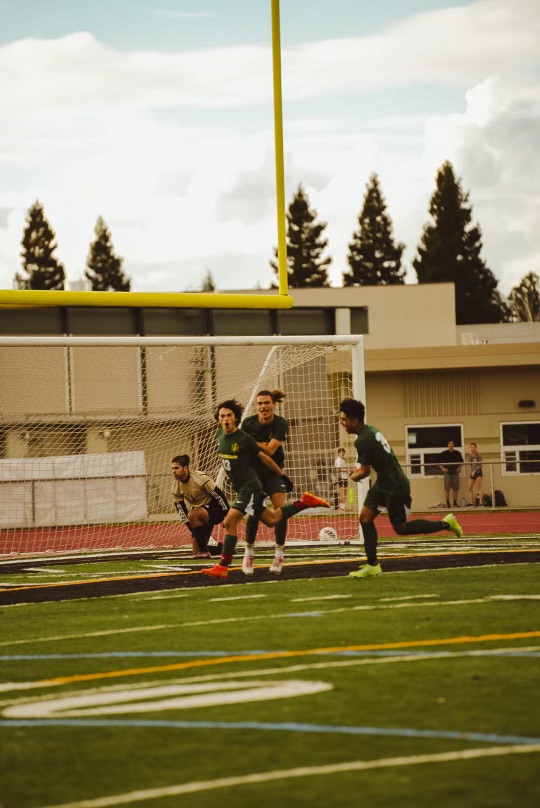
[318, 526, 338, 543]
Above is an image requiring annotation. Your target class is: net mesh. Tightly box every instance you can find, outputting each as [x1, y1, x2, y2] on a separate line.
[0, 340, 361, 554]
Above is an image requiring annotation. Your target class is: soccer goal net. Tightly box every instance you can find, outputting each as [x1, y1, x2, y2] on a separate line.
[0, 335, 364, 555]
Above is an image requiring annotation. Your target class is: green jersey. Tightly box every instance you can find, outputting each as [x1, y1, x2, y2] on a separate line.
[354, 424, 410, 493]
[217, 427, 263, 493]
[242, 413, 288, 471]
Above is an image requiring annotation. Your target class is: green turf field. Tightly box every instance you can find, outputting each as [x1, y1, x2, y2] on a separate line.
[1, 563, 539, 807]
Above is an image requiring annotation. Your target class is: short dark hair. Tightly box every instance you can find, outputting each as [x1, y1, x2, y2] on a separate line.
[215, 398, 243, 423]
[339, 398, 365, 422]
[172, 454, 190, 466]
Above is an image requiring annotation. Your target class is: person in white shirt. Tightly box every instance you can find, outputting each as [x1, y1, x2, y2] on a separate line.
[334, 447, 349, 509]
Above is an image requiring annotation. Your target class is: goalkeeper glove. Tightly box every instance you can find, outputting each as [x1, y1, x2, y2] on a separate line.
[281, 474, 294, 493]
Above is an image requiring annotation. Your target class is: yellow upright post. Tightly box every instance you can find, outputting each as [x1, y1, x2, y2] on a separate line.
[271, 0, 288, 296]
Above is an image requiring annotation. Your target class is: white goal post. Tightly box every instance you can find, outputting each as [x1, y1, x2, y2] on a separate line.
[0, 335, 364, 555]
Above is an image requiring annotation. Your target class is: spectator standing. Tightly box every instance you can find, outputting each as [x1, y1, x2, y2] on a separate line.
[334, 448, 349, 509]
[466, 442, 484, 506]
[439, 440, 464, 508]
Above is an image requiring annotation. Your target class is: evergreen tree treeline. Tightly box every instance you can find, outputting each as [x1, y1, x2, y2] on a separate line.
[344, 173, 405, 287]
[14, 170, 536, 323]
[86, 216, 130, 292]
[15, 200, 65, 290]
[271, 184, 331, 288]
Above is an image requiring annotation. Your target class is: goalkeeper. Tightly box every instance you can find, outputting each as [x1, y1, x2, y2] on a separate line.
[242, 388, 290, 575]
[203, 399, 330, 580]
[171, 455, 229, 558]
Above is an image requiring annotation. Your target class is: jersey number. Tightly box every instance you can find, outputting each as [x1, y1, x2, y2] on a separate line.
[376, 432, 391, 454]
[222, 459, 231, 471]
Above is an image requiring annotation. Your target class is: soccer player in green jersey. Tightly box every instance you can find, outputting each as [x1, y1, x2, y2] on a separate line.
[242, 388, 289, 575]
[340, 398, 463, 579]
[203, 399, 330, 580]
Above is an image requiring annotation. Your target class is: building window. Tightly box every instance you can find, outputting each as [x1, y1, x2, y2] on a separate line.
[350, 307, 369, 334]
[501, 422, 540, 474]
[406, 424, 464, 476]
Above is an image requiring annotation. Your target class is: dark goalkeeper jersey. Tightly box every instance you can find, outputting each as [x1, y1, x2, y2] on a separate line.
[354, 424, 410, 493]
[217, 427, 263, 493]
[242, 413, 288, 470]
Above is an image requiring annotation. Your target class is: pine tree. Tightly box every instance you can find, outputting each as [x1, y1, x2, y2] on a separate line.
[15, 200, 65, 290]
[508, 272, 540, 322]
[85, 217, 130, 291]
[201, 270, 216, 291]
[271, 184, 331, 287]
[344, 173, 405, 286]
[413, 161, 509, 324]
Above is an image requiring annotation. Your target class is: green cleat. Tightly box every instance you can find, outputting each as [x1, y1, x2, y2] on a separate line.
[442, 513, 463, 538]
[349, 563, 382, 579]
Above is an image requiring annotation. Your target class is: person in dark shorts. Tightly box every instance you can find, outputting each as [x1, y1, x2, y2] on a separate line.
[339, 398, 463, 579]
[439, 440, 464, 508]
[203, 399, 330, 580]
[466, 442, 484, 506]
[242, 388, 289, 575]
[171, 455, 229, 558]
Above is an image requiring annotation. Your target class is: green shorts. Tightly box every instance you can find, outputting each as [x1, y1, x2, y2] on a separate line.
[232, 481, 266, 517]
[364, 481, 412, 525]
[257, 470, 287, 498]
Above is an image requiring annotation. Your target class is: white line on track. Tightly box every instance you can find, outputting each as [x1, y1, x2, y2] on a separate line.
[38, 744, 540, 808]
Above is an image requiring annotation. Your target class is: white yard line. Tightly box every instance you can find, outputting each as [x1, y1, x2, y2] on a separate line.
[38, 745, 540, 808]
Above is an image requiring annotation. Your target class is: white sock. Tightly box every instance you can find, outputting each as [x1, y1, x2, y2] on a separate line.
[244, 545, 254, 557]
[274, 547, 284, 560]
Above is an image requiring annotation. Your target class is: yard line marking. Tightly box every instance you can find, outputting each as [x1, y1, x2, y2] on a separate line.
[379, 594, 439, 601]
[3, 645, 538, 701]
[38, 745, 540, 808]
[290, 595, 352, 602]
[2, 718, 539, 747]
[209, 594, 267, 602]
[0, 593, 537, 647]
[8, 631, 540, 689]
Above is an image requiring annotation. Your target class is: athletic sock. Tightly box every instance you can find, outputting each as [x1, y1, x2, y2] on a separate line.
[281, 502, 303, 519]
[245, 516, 259, 544]
[192, 525, 209, 552]
[244, 544, 255, 558]
[399, 519, 448, 535]
[220, 534, 237, 566]
[275, 519, 287, 546]
[361, 521, 379, 566]
[274, 546, 284, 561]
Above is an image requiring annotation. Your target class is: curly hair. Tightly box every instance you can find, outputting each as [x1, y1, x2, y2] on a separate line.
[339, 398, 365, 422]
[214, 398, 244, 423]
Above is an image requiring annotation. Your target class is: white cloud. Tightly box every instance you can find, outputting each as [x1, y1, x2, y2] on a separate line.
[0, 0, 538, 294]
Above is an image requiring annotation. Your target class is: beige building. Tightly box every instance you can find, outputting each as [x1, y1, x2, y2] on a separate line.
[0, 282, 539, 519]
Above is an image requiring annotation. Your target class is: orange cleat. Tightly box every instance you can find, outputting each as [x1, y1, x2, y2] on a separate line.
[300, 492, 331, 509]
[202, 564, 229, 579]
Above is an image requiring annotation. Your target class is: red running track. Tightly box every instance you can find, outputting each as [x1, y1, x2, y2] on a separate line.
[1, 510, 539, 555]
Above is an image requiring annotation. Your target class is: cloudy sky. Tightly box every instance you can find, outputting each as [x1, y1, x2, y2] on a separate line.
[0, 0, 538, 294]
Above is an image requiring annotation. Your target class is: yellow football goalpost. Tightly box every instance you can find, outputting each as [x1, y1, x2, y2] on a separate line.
[0, 0, 292, 311]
